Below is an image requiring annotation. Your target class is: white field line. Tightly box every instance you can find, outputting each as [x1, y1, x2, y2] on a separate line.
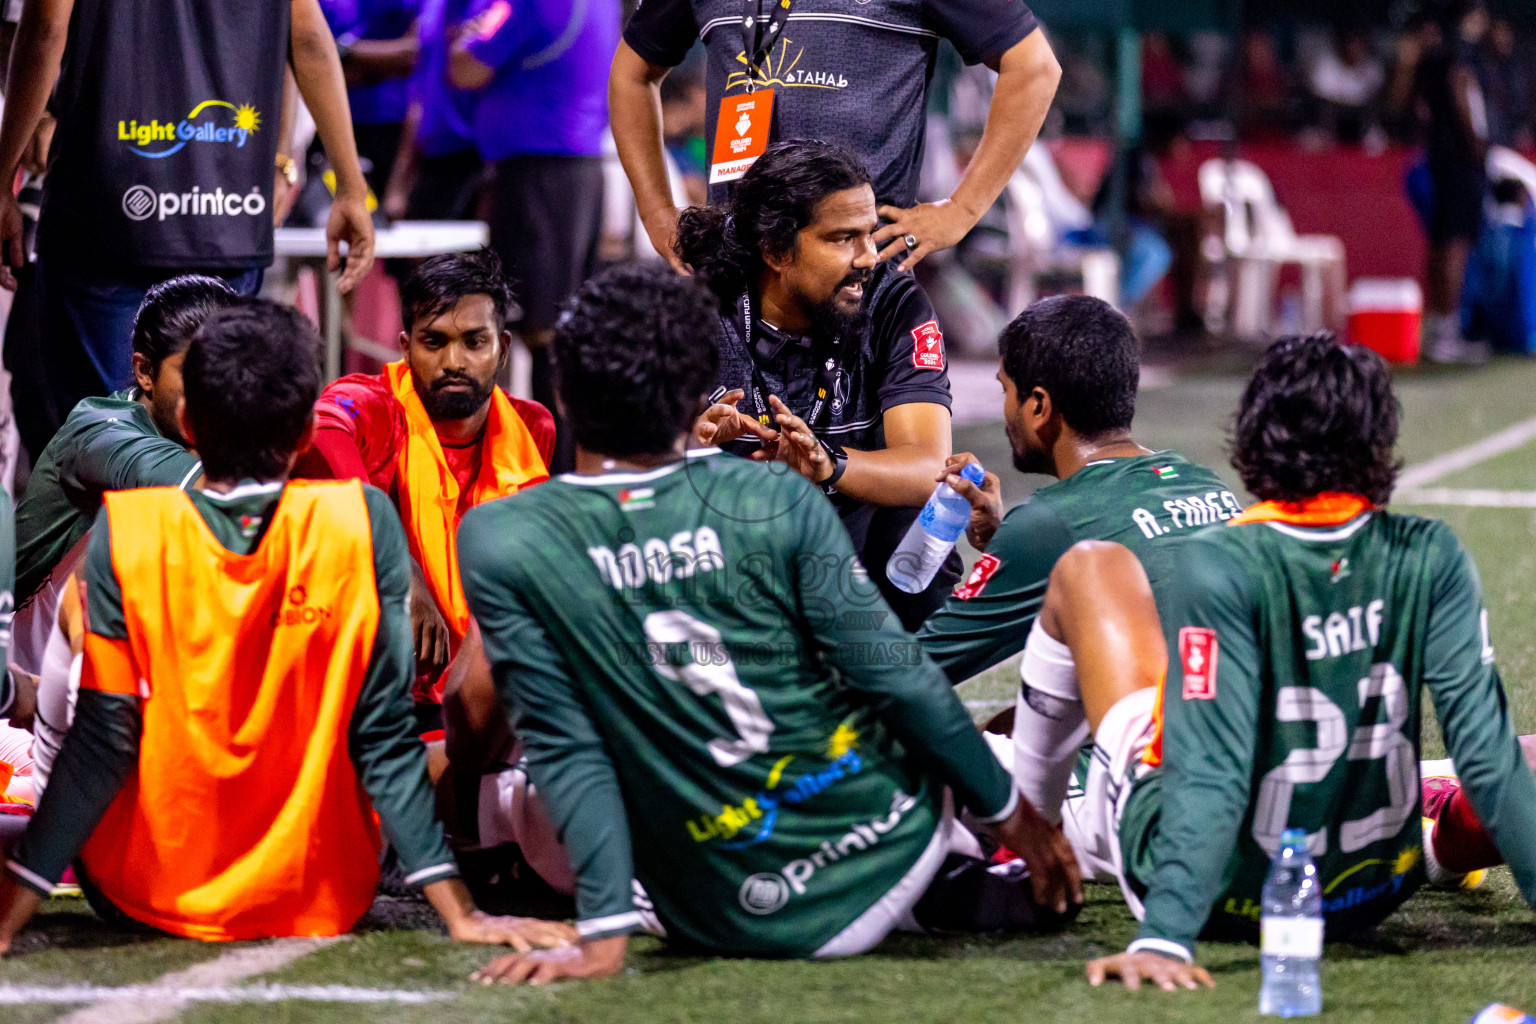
[1396, 415, 1536, 489]
[43, 936, 345, 1024]
[964, 699, 1012, 711]
[1395, 488, 1536, 508]
[0, 982, 451, 1006]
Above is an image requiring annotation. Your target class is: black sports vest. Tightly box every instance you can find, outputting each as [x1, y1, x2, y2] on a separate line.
[38, 0, 288, 270]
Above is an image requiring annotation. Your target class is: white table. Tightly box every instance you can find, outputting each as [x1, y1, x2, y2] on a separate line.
[274, 221, 489, 379]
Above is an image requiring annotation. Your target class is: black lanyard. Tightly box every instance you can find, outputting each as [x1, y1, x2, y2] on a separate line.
[726, 292, 845, 434]
[741, 0, 792, 91]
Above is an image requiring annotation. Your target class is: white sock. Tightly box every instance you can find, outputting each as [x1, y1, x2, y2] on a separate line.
[1012, 621, 1089, 826]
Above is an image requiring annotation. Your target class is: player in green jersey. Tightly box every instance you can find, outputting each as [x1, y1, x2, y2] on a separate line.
[1007, 334, 1536, 991]
[908, 295, 1237, 824]
[916, 296, 1239, 690]
[458, 263, 1081, 986]
[11, 275, 241, 795]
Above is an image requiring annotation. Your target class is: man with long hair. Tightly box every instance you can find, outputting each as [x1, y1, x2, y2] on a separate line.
[682, 139, 960, 628]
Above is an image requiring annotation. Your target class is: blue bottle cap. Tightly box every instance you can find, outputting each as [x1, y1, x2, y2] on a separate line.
[960, 461, 986, 486]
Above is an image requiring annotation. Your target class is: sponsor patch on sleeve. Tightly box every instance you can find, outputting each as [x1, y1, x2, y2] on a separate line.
[910, 321, 945, 371]
[952, 553, 1000, 600]
[1178, 626, 1218, 700]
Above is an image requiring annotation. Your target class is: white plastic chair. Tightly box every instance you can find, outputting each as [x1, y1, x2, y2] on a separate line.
[1489, 145, 1536, 202]
[1002, 146, 1119, 314]
[1198, 158, 1346, 338]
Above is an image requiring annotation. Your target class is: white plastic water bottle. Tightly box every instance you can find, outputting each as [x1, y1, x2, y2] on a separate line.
[886, 461, 986, 594]
[1259, 828, 1324, 1017]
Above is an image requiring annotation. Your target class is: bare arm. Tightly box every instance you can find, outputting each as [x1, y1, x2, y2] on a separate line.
[0, 0, 73, 288]
[272, 68, 300, 226]
[1451, 64, 1488, 159]
[382, 100, 423, 220]
[873, 28, 1060, 271]
[340, 29, 419, 85]
[447, 38, 494, 90]
[769, 397, 952, 508]
[609, 41, 684, 272]
[289, 0, 375, 293]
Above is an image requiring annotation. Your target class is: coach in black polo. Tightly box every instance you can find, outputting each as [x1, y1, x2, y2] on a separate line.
[612, 0, 1059, 275]
[682, 140, 960, 630]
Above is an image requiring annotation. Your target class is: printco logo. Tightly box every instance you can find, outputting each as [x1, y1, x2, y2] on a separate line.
[738, 873, 790, 915]
[122, 184, 267, 223]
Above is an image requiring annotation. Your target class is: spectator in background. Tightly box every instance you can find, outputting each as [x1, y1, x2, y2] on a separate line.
[383, 0, 485, 222]
[0, 0, 375, 451]
[1308, 29, 1386, 147]
[450, 0, 620, 474]
[1415, 0, 1491, 363]
[322, 0, 422, 199]
[612, 0, 1060, 275]
[659, 54, 708, 207]
[1480, 17, 1531, 149]
[1141, 33, 1189, 118]
[1240, 29, 1294, 137]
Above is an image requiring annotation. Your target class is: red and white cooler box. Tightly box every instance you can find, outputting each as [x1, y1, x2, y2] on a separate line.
[1347, 278, 1423, 364]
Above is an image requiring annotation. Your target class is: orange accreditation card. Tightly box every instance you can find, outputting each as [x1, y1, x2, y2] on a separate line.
[709, 90, 775, 185]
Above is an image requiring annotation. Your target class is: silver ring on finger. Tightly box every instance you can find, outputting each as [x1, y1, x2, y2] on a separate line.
[904, 233, 918, 249]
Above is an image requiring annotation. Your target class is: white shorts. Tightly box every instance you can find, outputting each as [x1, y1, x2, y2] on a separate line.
[11, 540, 84, 678]
[477, 765, 577, 896]
[1060, 686, 1159, 920]
[813, 793, 970, 958]
[30, 617, 81, 798]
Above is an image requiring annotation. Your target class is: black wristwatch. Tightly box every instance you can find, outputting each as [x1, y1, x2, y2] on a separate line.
[818, 437, 848, 493]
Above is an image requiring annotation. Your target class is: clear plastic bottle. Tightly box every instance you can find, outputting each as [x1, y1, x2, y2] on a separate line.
[1259, 828, 1324, 1017]
[886, 461, 987, 594]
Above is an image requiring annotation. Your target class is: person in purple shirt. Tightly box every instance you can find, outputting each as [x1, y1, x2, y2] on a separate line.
[322, 0, 421, 196]
[450, 0, 620, 474]
[382, 0, 484, 222]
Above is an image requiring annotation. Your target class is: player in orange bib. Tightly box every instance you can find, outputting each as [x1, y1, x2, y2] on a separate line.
[0, 299, 573, 950]
[296, 249, 553, 722]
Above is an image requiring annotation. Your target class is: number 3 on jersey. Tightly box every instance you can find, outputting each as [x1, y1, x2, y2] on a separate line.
[1252, 662, 1417, 855]
[643, 610, 775, 767]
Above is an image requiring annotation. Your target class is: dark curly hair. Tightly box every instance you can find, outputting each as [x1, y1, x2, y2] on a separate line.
[400, 247, 516, 335]
[999, 294, 1140, 437]
[1232, 333, 1401, 506]
[184, 300, 322, 482]
[132, 275, 241, 377]
[554, 263, 720, 458]
[674, 139, 871, 304]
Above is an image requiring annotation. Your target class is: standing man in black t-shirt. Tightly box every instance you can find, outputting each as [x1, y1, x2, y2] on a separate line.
[683, 140, 957, 629]
[0, 0, 376, 438]
[612, 0, 1058, 274]
[1413, 0, 1491, 363]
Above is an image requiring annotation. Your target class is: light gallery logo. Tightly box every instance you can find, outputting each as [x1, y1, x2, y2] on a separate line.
[119, 100, 261, 158]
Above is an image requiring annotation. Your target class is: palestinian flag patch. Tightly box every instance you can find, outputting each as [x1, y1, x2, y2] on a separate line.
[1154, 465, 1178, 480]
[619, 488, 655, 512]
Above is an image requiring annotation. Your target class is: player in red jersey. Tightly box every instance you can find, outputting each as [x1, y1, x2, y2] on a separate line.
[297, 250, 553, 727]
